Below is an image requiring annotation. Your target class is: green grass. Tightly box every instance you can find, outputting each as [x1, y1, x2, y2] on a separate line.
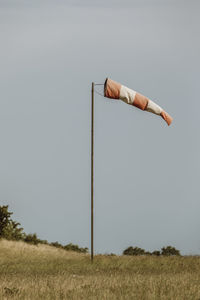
[0, 239, 200, 299]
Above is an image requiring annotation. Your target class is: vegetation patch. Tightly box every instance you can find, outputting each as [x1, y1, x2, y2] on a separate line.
[0, 205, 88, 253]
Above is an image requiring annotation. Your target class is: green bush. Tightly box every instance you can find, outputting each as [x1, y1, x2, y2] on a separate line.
[145, 251, 152, 256]
[161, 246, 180, 256]
[152, 250, 161, 256]
[24, 233, 39, 245]
[64, 243, 88, 253]
[50, 241, 63, 249]
[123, 247, 146, 256]
[123, 246, 180, 256]
[50, 242, 88, 253]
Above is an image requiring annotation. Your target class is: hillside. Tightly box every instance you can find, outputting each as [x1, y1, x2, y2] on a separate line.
[0, 239, 200, 299]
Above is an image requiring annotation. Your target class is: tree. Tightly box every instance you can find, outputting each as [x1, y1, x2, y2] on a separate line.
[161, 246, 180, 256]
[0, 205, 24, 240]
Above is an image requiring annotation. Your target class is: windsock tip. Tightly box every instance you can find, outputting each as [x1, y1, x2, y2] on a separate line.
[161, 111, 173, 126]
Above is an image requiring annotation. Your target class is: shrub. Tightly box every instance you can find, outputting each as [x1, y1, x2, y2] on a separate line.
[161, 246, 180, 256]
[152, 250, 161, 256]
[64, 243, 88, 253]
[123, 247, 146, 256]
[145, 251, 152, 255]
[24, 233, 39, 245]
[50, 241, 64, 249]
[24, 233, 48, 245]
[49, 242, 88, 253]
[123, 246, 181, 256]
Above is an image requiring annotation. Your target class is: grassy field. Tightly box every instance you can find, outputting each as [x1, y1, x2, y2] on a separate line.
[0, 240, 200, 299]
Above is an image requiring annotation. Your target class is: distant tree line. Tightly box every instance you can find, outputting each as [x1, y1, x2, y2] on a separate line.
[123, 246, 180, 256]
[0, 205, 88, 253]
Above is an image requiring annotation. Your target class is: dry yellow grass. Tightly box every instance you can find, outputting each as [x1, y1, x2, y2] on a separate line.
[0, 239, 200, 299]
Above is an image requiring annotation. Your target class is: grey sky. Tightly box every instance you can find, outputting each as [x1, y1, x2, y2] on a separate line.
[0, 0, 199, 254]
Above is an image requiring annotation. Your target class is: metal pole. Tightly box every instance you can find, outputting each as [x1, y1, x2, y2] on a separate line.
[91, 82, 94, 262]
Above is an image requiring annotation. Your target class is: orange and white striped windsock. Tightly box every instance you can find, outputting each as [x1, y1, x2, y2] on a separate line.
[104, 78, 173, 126]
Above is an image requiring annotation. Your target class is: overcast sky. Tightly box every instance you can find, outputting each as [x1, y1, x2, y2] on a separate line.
[0, 0, 199, 254]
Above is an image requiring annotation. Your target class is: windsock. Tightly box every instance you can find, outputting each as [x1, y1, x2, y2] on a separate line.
[104, 78, 173, 126]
